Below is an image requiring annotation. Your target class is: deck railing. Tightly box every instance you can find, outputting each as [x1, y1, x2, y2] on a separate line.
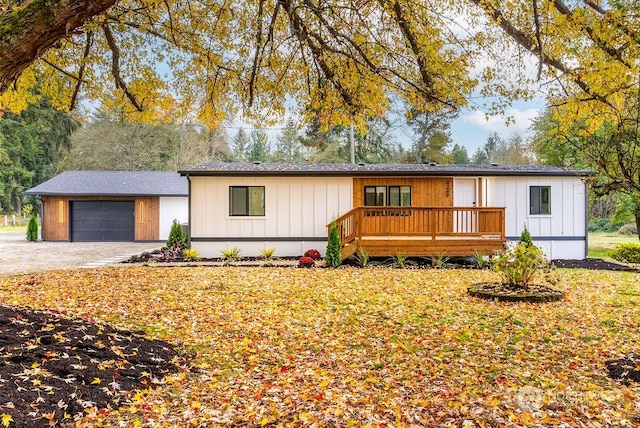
[331, 206, 505, 258]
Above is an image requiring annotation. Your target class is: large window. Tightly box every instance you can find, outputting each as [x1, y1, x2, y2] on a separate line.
[230, 186, 265, 216]
[364, 186, 411, 206]
[530, 185, 550, 215]
[364, 186, 411, 216]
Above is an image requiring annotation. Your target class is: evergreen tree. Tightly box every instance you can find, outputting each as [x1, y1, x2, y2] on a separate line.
[231, 129, 251, 162]
[26, 215, 38, 242]
[450, 144, 470, 164]
[325, 222, 342, 267]
[248, 130, 272, 162]
[274, 120, 305, 162]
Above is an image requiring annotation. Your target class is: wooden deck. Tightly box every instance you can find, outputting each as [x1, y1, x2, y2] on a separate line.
[332, 206, 506, 260]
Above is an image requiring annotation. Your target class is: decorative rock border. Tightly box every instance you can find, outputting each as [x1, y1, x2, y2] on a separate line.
[467, 282, 565, 303]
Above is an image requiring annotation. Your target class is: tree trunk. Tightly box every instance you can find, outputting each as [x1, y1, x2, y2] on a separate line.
[0, 0, 116, 94]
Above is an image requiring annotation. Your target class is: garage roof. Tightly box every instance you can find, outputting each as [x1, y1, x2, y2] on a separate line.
[24, 171, 188, 197]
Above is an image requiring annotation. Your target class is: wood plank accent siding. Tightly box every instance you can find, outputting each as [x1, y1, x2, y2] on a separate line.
[42, 196, 70, 240]
[41, 196, 160, 241]
[135, 197, 160, 241]
[353, 177, 453, 207]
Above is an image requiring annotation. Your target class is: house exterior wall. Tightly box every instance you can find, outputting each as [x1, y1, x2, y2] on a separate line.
[189, 176, 352, 257]
[487, 176, 588, 259]
[159, 197, 189, 240]
[40, 195, 163, 241]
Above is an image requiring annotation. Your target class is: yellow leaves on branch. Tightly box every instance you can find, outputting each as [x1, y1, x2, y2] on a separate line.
[0, 267, 639, 426]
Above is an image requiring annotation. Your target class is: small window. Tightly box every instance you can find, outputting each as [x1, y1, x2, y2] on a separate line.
[389, 186, 411, 207]
[230, 186, 265, 216]
[530, 185, 550, 215]
[365, 186, 387, 206]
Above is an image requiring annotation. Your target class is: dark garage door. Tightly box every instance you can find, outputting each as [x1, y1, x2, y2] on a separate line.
[71, 201, 135, 241]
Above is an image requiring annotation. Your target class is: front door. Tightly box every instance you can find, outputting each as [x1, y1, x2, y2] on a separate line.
[454, 179, 476, 233]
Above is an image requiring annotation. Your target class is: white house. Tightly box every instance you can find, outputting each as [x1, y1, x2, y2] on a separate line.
[179, 163, 592, 260]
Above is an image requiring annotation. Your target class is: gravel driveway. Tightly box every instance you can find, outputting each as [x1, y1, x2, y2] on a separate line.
[0, 232, 159, 276]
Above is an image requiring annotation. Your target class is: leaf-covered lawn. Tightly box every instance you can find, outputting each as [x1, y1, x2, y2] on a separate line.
[0, 267, 639, 427]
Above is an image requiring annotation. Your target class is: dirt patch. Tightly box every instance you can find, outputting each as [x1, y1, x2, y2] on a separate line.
[0, 304, 186, 427]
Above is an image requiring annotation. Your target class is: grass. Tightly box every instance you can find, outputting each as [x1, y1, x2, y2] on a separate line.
[588, 231, 639, 258]
[0, 266, 638, 426]
[0, 225, 27, 233]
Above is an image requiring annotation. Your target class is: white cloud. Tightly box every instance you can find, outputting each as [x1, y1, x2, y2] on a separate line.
[451, 106, 542, 153]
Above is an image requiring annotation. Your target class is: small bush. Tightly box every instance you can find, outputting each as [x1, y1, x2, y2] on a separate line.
[260, 248, 276, 260]
[298, 256, 314, 267]
[221, 247, 242, 262]
[325, 222, 342, 267]
[167, 219, 187, 248]
[183, 248, 201, 262]
[519, 226, 533, 246]
[618, 223, 638, 236]
[152, 245, 183, 261]
[588, 218, 618, 232]
[355, 247, 370, 267]
[472, 250, 489, 269]
[433, 253, 450, 268]
[304, 249, 322, 260]
[610, 243, 640, 263]
[491, 241, 549, 289]
[393, 252, 408, 268]
[26, 215, 38, 242]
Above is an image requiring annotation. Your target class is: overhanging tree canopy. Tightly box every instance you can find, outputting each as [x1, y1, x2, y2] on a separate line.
[0, 0, 488, 128]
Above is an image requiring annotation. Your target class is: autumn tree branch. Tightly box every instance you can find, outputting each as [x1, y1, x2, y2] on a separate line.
[0, 0, 116, 93]
[102, 23, 144, 111]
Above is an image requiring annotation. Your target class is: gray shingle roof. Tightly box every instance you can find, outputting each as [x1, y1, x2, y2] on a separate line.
[24, 171, 188, 196]
[179, 162, 593, 177]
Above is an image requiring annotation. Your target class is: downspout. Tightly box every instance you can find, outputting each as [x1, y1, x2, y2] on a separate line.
[186, 174, 192, 249]
[584, 178, 589, 259]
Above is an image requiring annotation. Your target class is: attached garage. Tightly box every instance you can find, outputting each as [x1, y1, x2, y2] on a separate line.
[24, 171, 188, 242]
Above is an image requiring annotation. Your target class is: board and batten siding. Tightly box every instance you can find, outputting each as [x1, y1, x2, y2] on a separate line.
[488, 176, 587, 259]
[159, 197, 189, 240]
[189, 176, 353, 257]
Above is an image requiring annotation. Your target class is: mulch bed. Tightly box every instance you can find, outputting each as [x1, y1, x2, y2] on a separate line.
[0, 305, 186, 427]
[606, 354, 640, 384]
[552, 258, 638, 271]
[467, 282, 565, 302]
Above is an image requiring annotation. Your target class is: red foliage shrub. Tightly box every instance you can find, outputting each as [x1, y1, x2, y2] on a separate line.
[298, 256, 315, 267]
[304, 249, 321, 260]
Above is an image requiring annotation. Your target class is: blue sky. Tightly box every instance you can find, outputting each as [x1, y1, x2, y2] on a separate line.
[450, 98, 546, 154]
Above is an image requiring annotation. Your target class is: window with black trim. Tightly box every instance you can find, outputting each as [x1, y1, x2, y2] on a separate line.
[530, 185, 550, 215]
[364, 186, 411, 215]
[230, 186, 265, 216]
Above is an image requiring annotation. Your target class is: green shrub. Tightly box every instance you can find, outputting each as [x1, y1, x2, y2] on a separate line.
[610, 243, 640, 263]
[519, 226, 533, 246]
[167, 219, 187, 248]
[183, 248, 201, 261]
[433, 252, 450, 268]
[221, 246, 242, 262]
[393, 252, 408, 268]
[472, 250, 489, 269]
[26, 215, 38, 242]
[491, 242, 549, 288]
[355, 247, 370, 267]
[260, 248, 276, 260]
[325, 222, 342, 267]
